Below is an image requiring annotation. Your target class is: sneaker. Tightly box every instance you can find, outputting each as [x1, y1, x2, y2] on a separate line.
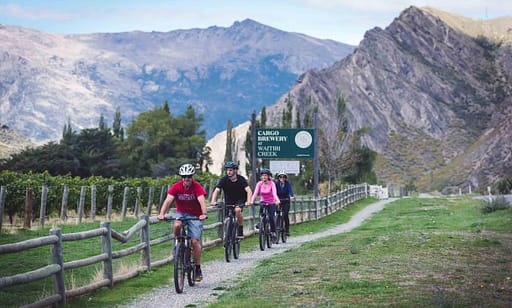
[195, 265, 203, 282]
[255, 223, 260, 230]
[237, 225, 244, 238]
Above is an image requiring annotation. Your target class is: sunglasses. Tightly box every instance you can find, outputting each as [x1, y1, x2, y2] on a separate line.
[181, 175, 193, 179]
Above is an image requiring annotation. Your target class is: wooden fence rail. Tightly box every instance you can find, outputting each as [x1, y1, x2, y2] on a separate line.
[0, 184, 368, 307]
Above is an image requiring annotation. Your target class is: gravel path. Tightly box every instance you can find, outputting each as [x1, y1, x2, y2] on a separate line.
[121, 198, 397, 308]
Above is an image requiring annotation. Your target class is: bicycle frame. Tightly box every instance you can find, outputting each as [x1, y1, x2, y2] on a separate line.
[163, 216, 198, 293]
[219, 203, 241, 262]
[254, 202, 273, 250]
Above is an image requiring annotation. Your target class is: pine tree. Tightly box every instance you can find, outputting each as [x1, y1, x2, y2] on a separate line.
[112, 106, 123, 139]
[224, 119, 233, 163]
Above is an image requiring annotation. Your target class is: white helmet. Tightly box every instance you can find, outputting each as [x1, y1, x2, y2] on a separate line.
[179, 164, 195, 176]
[277, 170, 287, 178]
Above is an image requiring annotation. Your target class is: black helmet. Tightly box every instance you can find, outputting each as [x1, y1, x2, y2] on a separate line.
[260, 168, 272, 177]
[224, 161, 238, 169]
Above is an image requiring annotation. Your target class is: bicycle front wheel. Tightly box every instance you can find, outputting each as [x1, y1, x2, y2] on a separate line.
[265, 219, 272, 248]
[258, 218, 265, 251]
[173, 242, 185, 293]
[275, 215, 283, 244]
[224, 220, 233, 262]
[186, 247, 195, 286]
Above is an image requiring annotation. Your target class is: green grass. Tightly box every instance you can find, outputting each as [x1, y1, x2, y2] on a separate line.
[5, 196, 510, 307]
[209, 197, 512, 307]
[0, 217, 221, 307]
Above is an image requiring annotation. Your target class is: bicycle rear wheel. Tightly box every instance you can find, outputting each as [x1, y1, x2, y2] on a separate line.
[224, 220, 233, 262]
[173, 242, 185, 293]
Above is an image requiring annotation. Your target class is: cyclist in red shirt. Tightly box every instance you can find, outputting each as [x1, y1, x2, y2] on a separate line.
[158, 163, 208, 281]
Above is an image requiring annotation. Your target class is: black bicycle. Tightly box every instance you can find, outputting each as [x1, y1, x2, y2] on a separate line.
[275, 202, 287, 244]
[255, 202, 273, 250]
[163, 216, 198, 293]
[218, 203, 242, 262]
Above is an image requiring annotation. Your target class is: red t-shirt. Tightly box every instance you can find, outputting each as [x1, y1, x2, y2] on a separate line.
[168, 180, 206, 217]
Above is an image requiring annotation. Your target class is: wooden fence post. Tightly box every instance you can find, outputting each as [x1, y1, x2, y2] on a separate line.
[141, 215, 151, 271]
[78, 186, 86, 223]
[121, 187, 129, 221]
[24, 188, 33, 228]
[134, 187, 142, 218]
[100, 221, 114, 288]
[90, 186, 97, 221]
[146, 187, 154, 215]
[60, 185, 69, 221]
[107, 185, 113, 221]
[291, 199, 296, 225]
[0, 186, 6, 231]
[158, 185, 166, 213]
[50, 228, 66, 305]
[40, 185, 48, 228]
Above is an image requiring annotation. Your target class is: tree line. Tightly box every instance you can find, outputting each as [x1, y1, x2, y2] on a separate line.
[0, 101, 210, 178]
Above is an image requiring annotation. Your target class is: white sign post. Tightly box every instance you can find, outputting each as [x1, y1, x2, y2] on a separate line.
[269, 160, 300, 175]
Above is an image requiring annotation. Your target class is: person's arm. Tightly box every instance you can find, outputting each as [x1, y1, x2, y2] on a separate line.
[288, 182, 295, 201]
[271, 181, 280, 205]
[197, 195, 208, 220]
[250, 182, 261, 204]
[245, 186, 252, 206]
[157, 194, 175, 220]
[210, 187, 221, 205]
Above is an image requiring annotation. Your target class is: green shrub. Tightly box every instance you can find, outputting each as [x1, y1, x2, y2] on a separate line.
[479, 196, 511, 213]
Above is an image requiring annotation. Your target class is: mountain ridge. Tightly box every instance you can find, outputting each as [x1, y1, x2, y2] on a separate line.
[0, 20, 354, 143]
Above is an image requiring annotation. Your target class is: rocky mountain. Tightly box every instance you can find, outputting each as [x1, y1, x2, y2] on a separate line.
[0, 125, 35, 159]
[0, 19, 354, 143]
[217, 6, 511, 190]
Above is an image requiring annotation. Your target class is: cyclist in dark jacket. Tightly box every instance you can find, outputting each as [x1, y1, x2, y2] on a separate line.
[210, 161, 252, 238]
[274, 170, 295, 236]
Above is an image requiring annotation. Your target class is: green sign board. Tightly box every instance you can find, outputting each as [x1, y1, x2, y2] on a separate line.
[256, 128, 314, 159]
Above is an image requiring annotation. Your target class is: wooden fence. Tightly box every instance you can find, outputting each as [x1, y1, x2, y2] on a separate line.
[0, 184, 368, 307]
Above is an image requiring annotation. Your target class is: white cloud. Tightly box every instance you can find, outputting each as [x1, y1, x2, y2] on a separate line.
[0, 4, 71, 20]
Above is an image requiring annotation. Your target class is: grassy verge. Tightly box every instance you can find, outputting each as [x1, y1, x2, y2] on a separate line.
[209, 197, 512, 307]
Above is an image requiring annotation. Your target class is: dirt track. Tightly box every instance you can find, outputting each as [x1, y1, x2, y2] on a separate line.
[121, 198, 397, 308]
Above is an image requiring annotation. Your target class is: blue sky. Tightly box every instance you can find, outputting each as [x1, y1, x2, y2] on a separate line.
[0, 0, 509, 45]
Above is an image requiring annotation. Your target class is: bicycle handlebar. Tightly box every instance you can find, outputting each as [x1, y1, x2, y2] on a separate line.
[252, 202, 275, 206]
[162, 216, 202, 222]
[213, 202, 245, 208]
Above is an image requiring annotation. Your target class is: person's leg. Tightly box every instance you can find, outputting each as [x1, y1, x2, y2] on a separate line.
[235, 206, 244, 236]
[282, 202, 290, 233]
[268, 204, 276, 233]
[187, 218, 204, 281]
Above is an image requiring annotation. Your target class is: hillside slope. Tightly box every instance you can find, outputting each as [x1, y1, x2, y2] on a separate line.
[238, 6, 511, 190]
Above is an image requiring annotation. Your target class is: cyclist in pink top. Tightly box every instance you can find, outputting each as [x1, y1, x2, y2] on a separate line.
[251, 168, 280, 241]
